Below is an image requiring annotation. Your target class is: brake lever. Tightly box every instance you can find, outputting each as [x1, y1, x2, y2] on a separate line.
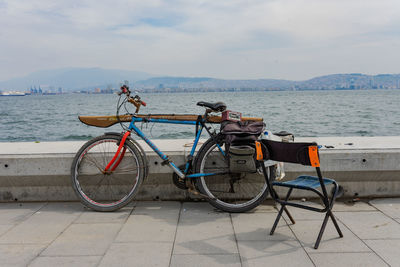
[132, 95, 147, 107]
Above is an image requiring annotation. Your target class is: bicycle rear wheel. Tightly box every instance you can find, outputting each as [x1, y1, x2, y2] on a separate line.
[71, 134, 144, 211]
[194, 136, 275, 213]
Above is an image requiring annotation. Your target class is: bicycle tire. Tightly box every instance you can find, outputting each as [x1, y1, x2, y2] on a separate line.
[194, 135, 275, 213]
[71, 134, 144, 211]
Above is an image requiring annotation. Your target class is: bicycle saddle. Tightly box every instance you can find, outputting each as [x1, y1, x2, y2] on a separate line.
[197, 101, 227, 112]
[273, 131, 293, 137]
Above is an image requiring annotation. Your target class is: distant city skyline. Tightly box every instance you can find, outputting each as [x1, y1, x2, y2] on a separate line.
[1, 0, 400, 81]
[2, 68, 399, 92]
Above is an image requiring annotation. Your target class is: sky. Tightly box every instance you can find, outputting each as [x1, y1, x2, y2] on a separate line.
[1, 0, 400, 81]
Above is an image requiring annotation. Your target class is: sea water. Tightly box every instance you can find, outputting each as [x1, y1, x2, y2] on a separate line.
[0, 90, 399, 142]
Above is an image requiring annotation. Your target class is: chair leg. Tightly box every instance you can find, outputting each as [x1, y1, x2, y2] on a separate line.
[314, 212, 330, 249]
[327, 183, 343, 238]
[271, 188, 294, 235]
[270, 186, 295, 224]
[270, 204, 285, 235]
[329, 210, 343, 237]
[283, 206, 295, 225]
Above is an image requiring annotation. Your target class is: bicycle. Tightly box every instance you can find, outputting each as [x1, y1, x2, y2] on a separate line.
[71, 85, 276, 212]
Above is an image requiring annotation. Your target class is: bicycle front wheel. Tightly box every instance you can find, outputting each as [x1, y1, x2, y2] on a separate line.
[194, 136, 275, 213]
[71, 134, 144, 211]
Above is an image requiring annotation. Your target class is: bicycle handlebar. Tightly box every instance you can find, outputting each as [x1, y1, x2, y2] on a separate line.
[119, 85, 146, 113]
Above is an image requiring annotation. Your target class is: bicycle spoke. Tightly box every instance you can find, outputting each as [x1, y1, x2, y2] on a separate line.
[84, 175, 107, 201]
[111, 167, 139, 174]
[84, 154, 104, 172]
[102, 142, 108, 167]
[107, 173, 115, 201]
[109, 173, 135, 185]
[195, 137, 271, 212]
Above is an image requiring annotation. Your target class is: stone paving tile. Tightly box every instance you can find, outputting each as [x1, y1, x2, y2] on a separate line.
[0, 244, 46, 267]
[42, 223, 121, 256]
[0, 203, 83, 244]
[308, 252, 389, 267]
[180, 202, 221, 216]
[99, 242, 173, 267]
[248, 202, 276, 213]
[0, 224, 13, 236]
[333, 200, 377, 212]
[75, 206, 133, 224]
[231, 212, 296, 241]
[115, 201, 180, 242]
[289, 220, 370, 253]
[336, 211, 400, 239]
[29, 256, 101, 267]
[370, 198, 400, 219]
[173, 223, 237, 255]
[179, 202, 229, 223]
[1, 199, 400, 266]
[0, 202, 45, 225]
[173, 202, 237, 255]
[364, 239, 400, 267]
[237, 240, 314, 267]
[280, 200, 376, 222]
[170, 254, 241, 267]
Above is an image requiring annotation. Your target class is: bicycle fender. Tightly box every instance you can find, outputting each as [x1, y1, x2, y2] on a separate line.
[104, 132, 149, 180]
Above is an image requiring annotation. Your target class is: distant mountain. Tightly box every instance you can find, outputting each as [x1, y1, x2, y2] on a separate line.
[134, 73, 400, 91]
[135, 77, 214, 87]
[1, 69, 399, 92]
[297, 73, 400, 90]
[134, 77, 294, 90]
[0, 67, 153, 91]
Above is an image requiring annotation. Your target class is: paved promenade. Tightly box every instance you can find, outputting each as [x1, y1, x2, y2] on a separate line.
[0, 199, 400, 267]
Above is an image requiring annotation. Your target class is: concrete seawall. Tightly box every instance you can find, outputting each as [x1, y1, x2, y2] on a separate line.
[1, 137, 400, 201]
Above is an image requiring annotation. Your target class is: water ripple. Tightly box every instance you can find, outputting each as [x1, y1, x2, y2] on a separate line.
[1, 90, 400, 142]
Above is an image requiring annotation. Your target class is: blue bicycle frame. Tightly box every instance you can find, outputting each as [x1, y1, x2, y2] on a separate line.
[128, 116, 226, 179]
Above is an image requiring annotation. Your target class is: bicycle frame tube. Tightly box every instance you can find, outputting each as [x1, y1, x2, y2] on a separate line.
[128, 117, 204, 178]
[131, 117, 198, 126]
[183, 124, 203, 173]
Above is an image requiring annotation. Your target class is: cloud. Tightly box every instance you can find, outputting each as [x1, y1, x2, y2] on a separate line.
[1, 0, 400, 81]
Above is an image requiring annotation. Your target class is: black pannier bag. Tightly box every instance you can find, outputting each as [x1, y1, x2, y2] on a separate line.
[221, 121, 265, 173]
[228, 145, 257, 173]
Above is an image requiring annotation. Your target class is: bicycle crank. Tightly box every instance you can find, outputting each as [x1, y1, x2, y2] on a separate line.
[172, 165, 216, 200]
[172, 165, 188, 190]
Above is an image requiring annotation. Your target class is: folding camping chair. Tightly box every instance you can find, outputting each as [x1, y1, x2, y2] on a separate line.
[256, 139, 343, 249]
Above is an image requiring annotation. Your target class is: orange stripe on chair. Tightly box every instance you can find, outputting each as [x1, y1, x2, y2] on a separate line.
[255, 141, 263, 161]
[308, 146, 320, 167]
